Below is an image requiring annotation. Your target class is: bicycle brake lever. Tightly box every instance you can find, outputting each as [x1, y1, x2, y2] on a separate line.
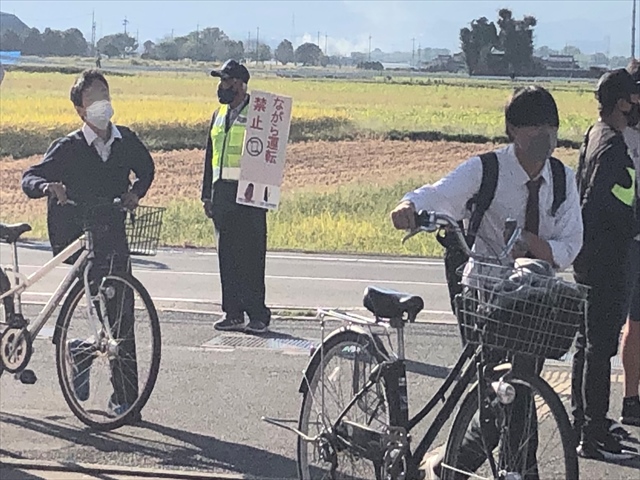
[402, 226, 434, 244]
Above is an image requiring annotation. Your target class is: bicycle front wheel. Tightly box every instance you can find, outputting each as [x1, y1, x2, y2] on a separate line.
[441, 369, 578, 480]
[55, 272, 161, 431]
[298, 330, 391, 480]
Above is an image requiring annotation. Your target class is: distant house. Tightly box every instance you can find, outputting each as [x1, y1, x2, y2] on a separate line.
[0, 12, 29, 37]
[424, 53, 466, 73]
[542, 54, 580, 71]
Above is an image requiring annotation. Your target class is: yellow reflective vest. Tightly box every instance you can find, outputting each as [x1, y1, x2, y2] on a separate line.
[210, 103, 248, 181]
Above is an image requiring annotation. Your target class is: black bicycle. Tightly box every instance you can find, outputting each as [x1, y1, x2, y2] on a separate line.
[264, 211, 588, 480]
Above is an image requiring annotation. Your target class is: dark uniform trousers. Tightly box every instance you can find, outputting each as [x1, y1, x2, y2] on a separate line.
[210, 180, 271, 324]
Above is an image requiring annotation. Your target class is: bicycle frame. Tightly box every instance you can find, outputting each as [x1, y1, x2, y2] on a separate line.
[312, 309, 495, 479]
[0, 232, 100, 343]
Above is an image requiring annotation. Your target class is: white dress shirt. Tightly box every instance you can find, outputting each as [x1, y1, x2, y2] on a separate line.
[82, 123, 122, 162]
[402, 144, 583, 271]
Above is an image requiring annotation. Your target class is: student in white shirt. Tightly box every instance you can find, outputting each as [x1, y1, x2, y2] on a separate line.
[390, 86, 583, 478]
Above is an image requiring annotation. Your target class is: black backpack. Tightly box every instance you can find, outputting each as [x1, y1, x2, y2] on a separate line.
[437, 152, 568, 313]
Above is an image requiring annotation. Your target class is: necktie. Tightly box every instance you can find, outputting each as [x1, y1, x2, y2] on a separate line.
[525, 178, 543, 236]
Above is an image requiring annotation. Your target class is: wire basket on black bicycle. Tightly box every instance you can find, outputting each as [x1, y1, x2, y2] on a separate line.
[456, 259, 588, 360]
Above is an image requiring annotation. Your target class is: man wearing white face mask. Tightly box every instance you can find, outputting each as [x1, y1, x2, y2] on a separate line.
[391, 86, 583, 479]
[21, 69, 155, 423]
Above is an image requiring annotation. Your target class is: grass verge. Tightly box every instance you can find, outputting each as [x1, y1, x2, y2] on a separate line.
[11, 179, 442, 257]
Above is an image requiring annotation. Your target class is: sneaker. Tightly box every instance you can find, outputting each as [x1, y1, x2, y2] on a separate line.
[606, 417, 632, 441]
[418, 446, 443, 479]
[245, 319, 269, 334]
[620, 396, 640, 427]
[68, 339, 96, 402]
[213, 315, 246, 332]
[107, 399, 142, 424]
[577, 431, 638, 461]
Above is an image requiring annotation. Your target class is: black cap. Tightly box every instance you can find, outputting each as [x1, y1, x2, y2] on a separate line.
[210, 59, 250, 83]
[596, 68, 639, 106]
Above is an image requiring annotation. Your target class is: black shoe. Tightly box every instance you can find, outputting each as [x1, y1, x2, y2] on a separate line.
[245, 319, 269, 334]
[577, 431, 638, 461]
[605, 417, 632, 441]
[213, 315, 246, 332]
[621, 396, 640, 427]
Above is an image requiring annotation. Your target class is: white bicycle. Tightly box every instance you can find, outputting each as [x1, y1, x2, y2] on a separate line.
[0, 199, 164, 430]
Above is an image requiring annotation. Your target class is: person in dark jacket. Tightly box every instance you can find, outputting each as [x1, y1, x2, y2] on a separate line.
[201, 60, 271, 334]
[572, 68, 640, 460]
[21, 69, 155, 422]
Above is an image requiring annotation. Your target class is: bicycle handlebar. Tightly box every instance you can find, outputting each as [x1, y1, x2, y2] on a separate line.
[402, 210, 522, 263]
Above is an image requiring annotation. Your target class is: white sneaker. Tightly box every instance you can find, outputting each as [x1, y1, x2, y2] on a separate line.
[419, 445, 444, 480]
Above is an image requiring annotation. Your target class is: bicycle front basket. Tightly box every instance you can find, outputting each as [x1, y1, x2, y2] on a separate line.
[456, 262, 589, 359]
[124, 205, 166, 256]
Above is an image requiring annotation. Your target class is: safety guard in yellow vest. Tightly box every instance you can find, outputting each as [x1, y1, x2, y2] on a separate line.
[210, 103, 249, 181]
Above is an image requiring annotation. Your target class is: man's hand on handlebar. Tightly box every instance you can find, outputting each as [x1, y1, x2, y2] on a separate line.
[120, 192, 140, 210]
[43, 182, 69, 205]
[390, 201, 417, 230]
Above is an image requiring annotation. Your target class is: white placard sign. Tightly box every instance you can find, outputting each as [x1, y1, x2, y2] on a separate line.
[236, 90, 293, 210]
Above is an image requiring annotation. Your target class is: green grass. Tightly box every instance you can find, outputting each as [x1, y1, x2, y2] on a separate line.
[14, 179, 442, 257]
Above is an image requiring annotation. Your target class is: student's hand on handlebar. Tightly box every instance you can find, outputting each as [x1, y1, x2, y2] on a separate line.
[390, 201, 416, 230]
[43, 182, 69, 205]
[120, 192, 140, 210]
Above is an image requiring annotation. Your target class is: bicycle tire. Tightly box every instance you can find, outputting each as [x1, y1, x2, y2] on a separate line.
[297, 329, 390, 480]
[0, 269, 16, 377]
[441, 370, 578, 480]
[55, 272, 161, 431]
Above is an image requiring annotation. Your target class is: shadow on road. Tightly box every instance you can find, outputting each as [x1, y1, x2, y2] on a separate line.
[0, 467, 46, 480]
[0, 412, 297, 478]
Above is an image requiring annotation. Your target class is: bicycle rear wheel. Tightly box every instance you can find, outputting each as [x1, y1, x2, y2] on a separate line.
[441, 369, 578, 480]
[298, 330, 390, 480]
[55, 272, 161, 431]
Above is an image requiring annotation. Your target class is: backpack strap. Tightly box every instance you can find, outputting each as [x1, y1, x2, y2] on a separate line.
[549, 156, 567, 216]
[467, 152, 499, 239]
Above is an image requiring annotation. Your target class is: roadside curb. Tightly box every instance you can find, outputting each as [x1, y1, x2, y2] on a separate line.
[0, 457, 283, 480]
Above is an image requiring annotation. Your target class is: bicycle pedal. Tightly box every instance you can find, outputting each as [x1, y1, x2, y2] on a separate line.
[18, 369, 37, 385]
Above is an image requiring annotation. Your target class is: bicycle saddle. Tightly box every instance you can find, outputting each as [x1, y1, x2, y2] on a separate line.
[0, 223, 32, 244]
[363, 286, 424, 322]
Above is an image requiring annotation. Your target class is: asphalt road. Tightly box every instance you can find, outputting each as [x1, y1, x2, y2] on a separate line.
[0, 242, 455, 318]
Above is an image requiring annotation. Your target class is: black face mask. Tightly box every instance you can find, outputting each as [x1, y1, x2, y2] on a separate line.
[625, 103, 640, 127]
[217, 85, 236, 105]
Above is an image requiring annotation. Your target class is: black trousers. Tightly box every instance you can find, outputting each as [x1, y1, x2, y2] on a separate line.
[92, 223, 138, 406]
[571, 264, 629, 438]
[453, 352, 542, 480]
[210, 180, 271, 324]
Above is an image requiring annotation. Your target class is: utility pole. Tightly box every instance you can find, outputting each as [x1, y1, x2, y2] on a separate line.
[123, 16, 129, 36]
[368, 35, 372, 61]
[91, 10, 96, 54]
[633, 0, 637, 58]
[325, 33, 328, 56]
[171, 29, 174, 39]
[291, 12, 295, 47]
[418, 43, 422, 66]
[256, 26, 260, 63]
[317, 31, 321, 47]
[411, 37, 415, 66]
[248, 31, 252, 58]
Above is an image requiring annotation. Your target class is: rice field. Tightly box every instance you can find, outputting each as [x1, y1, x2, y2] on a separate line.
[0, 70, 597, 158]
